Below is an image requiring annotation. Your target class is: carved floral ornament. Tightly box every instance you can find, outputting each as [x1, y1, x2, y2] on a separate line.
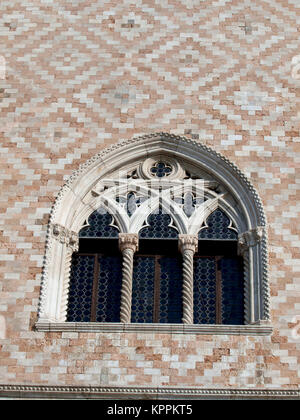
[51, 223, 79, 252]
[118, 233, 139, 253]
[238, 227, 264, 256]
[37, 133, 271, 331]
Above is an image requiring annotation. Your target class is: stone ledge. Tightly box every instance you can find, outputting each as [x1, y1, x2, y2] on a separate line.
[35, 321, 273, 335]
[0, 384, 298, 400]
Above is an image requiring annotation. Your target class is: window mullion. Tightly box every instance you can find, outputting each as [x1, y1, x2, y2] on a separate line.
[119, 233, 139, 323]
[178, 235, 198, 324]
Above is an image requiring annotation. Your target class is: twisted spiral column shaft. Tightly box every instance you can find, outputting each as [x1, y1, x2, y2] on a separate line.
[179, 234, 198, 325]
[119, 233, 139, 324]
[182, 249, 195, 324]
[242, 249, 251, 325]
[120, 248, 135, 323]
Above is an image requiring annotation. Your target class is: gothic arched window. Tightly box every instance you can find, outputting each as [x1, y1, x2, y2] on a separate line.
[66, 208, 122, 323]
[133, 208, 181, 324]
[37, 133, 272, 336]
[195, 209, 243, 325]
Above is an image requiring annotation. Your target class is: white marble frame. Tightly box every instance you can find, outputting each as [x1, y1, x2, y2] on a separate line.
[36, 133, 271, 332]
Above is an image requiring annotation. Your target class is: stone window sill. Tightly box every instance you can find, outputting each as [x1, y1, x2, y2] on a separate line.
[35, 321, 273, 335]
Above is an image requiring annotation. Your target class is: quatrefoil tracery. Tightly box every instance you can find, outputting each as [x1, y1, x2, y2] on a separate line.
[174, 192, 205, 218]
[116, 192, 147, 217]
[150, 161, 173, 178]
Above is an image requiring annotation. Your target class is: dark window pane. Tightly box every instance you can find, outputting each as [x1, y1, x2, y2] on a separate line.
[131, 256, 155, 323]
[139, 209, 178, 239]
[96, 255, 123, 322]
[67, 254, 94, 322]
[193, 257, 216, 324]
[198, 209, 238, 240]
[159, 256, 182, 323]
[79, 208, 119, 238]
[150, 161, 172, 178]
[221, 257, 244, 325]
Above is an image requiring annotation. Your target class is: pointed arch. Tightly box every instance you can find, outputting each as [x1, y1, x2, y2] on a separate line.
[37, 133, 270, 329]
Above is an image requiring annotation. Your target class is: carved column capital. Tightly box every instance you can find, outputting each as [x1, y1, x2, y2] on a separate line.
[178, 234, 198, 254]
[51, 223, 79, 252]
[238, 227, 264, 255]
[119, 233, 139, 253]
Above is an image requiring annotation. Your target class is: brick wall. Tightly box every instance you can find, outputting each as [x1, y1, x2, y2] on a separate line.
[0, 0, 299, 391]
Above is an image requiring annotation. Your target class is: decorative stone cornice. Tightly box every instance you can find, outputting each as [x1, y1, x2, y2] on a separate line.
[119, 233, 139, 253]
[51, 223, 79, 252]
[238, 227, 264, 255]
[0, 384, 296, 400]
[178, 234, 198, 254]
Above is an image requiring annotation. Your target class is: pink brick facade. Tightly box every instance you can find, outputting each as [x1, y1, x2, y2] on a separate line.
[0, 0, 299, 398]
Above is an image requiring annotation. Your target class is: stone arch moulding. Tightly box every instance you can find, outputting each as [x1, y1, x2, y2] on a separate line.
[36, 133, 272, 335]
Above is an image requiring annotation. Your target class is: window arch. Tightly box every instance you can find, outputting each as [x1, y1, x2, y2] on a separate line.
[36, 133, 272, 335]
[79, 208, 119, 239]
[139, 207, 178, 240]
[198, 209, 238, 240]
[134, 208, 181, 324]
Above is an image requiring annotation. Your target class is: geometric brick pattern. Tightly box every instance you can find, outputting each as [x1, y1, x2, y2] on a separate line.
[0, 0, 299, 390]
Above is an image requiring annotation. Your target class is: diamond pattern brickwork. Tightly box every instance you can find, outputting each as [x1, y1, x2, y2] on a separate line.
[0, 0, 299, 390]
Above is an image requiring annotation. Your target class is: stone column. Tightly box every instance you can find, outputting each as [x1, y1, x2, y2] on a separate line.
[178, 234, 198, 324]
[238, 227, 264, 324]
[119, 233, 139, 323]
[40, 223, 79, 322]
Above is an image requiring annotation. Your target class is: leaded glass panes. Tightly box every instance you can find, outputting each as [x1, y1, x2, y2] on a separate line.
[131, 256, 155, 323]
[193, 257, 217, 324]
[96, 255, 122, 322]
[67, 254, 94, 322]
[198, 209, 238, 240]
[221, 257, 244, 325]
[131, 254, 182, 323]
[159, 257, 182, 323]
[79, 209, 119, 238]
[139, 209, 178, 239]
[66, 155, 247, 327]
[193, 255, 244, 325]
[67, 252, 122, 322]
